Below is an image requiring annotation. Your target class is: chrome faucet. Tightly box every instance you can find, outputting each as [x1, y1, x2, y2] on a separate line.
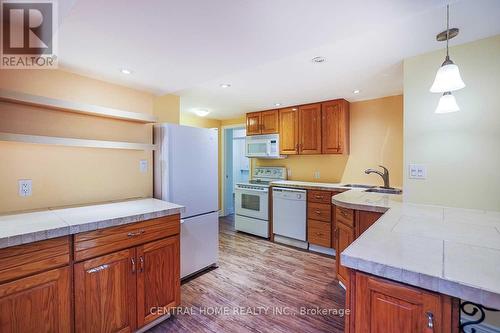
[365, 165, 390, 188]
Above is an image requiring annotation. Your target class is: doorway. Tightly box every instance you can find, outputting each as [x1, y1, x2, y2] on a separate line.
[222, 125, 249, 216]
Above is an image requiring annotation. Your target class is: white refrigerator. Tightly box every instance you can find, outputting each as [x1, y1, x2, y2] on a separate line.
[154, 124, 219, 279]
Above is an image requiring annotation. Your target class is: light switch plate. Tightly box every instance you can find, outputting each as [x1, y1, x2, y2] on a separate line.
[314, 171, 320, 179]
[18, 179, 32, 197]
[139, 160, 148, 173]
[287, 168, 292, 178]
[408, 164, 427, 179]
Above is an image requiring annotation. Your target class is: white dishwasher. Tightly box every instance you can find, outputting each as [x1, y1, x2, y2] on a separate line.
[272, 187, 308, 249]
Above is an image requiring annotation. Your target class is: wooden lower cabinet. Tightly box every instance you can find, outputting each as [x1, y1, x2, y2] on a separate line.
[0, 266, 71, 333]
[355, 210, 383, 238]
[335, 220, 354, 286]
[75, 248, 137, 333]
[137, 236, 180, 327]
[347, 271, 459, 333]
[75, 235, 181, 333]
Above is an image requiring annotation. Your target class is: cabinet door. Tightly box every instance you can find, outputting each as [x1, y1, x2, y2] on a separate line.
[355, 210, 383, 238]
[246, 112, 262, 135]
[136, 235, 180, 328]
[261, 110, 279, 134]
[279, 107, 299, 154]
[336, 221, 354, 286]
[75, 248, 137, 333]
[0, 267, 71, 333]
[322, 100, 349, 154]
[354, 272, 448, 333]
[298, 103, 322, 154]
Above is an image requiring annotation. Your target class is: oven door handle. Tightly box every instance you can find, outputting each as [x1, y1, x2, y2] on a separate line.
[235, 188, 269, 193]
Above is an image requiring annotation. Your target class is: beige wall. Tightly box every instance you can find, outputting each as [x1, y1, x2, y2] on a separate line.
[404, 34, 500, 211]
[257, 95, 404, 187]
[154, 93, 180, 123]
[0, 69, 179, 214]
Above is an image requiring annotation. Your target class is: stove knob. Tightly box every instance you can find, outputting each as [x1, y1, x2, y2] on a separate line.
[296, 194, 301, 199]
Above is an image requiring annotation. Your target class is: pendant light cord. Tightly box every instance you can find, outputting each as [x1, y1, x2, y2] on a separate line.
[446, 4, 450, 59]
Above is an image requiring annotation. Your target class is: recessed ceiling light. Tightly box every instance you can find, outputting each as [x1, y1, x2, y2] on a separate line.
[353, 89, 360, 94]
[311, 56, 327, 63]
[120, 68, 132, 75]
[194, 109, 210, 117]
[274, 103, 282, 107]
[220, 83, 231, 88]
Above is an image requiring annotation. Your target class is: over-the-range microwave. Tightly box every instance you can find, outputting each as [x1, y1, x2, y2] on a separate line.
[245, 134, 286, 159]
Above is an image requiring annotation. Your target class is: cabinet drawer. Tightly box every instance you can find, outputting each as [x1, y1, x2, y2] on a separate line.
[74, 214, 180, 262]
[308, 220, 331, 247]
[307, 202, 331, 222]
[0, 236, 70, 283]
[336, 206, 354, 227]
[307, 190, 332, 204]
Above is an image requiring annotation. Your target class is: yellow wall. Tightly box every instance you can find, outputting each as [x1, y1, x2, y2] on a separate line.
[404, 34, 500, 211]
[257, 95, 403, 187]
[0, 69, 178, 214]
[154, 94, 180, 123]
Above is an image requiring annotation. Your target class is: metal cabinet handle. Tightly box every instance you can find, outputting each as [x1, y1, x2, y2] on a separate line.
[426, 311, 434, 329]
[87, 264, 109, 274]
[139, 256, 144, 273]
[131, 258, 136, 273]
[315, 210, 322, 215]
[315, 195, 323, 199]
[127, 229, 145, 237]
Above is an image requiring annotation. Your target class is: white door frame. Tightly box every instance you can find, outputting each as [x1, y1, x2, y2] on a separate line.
[220, 123, 246, 216]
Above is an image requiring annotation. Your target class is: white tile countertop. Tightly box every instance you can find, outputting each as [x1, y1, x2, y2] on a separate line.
[333, 190, 500, 309]
[0, 198, 184, 249]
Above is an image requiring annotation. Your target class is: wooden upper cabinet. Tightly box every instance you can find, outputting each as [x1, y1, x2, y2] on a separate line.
[353, 272, 456, 333]
[279, 107, 299, 154]
[261, 110, 279, 134]
[0, 267, 71, 333]
[322, 99, 350, 154]
[136, 235, 180, 328]
[247, 110, 279, 135]
[246, 112, 262, 135]
[75, 248, 137, 333]
[298, 103, 322, 154]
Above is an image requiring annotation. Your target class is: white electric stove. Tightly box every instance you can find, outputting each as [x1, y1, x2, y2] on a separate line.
[234, 167, 286, 238]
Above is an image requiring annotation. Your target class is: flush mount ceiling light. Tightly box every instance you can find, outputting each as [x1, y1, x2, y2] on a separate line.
[435, 92, 460, 113]
[120, 68, 132, 75]
[311, 56, 327, 63]
[194, 109, 210, 117]
[220, 83, 231, 88]
[353, 89, 360, 94]
[274, 103, 282, 107]
[430, 5, 465, 93]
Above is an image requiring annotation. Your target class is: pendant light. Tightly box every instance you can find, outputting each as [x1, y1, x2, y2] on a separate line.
[435, 92, 460, 113]
[430, 5, 465, 93]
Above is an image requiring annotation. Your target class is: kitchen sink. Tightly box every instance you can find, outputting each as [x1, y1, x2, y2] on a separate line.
[365, 187, 402, 195]
[343, 184, 376, 189]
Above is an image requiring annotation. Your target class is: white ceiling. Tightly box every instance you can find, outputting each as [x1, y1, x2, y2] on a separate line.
[57, 0, 500, 119]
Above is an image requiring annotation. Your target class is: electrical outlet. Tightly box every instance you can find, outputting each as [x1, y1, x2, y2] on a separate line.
[18, 179, 32, 197]
[139, 160, 148, 173]
[314, 171, 320, 179]
[287, 168, 292, 178]
[408, 164, 427, 179]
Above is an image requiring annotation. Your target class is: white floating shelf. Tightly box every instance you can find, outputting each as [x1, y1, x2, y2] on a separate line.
[0, 89, 158, 124]
[0, 132, 156, 151]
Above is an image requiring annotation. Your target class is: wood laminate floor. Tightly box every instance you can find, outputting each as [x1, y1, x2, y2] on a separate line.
[148, 215, 345, 333]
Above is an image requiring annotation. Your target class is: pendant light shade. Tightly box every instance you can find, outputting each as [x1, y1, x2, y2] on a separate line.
[430, 58, 466, 93]
[430, 5, 465, 94]
[435, 92, 460, 114]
